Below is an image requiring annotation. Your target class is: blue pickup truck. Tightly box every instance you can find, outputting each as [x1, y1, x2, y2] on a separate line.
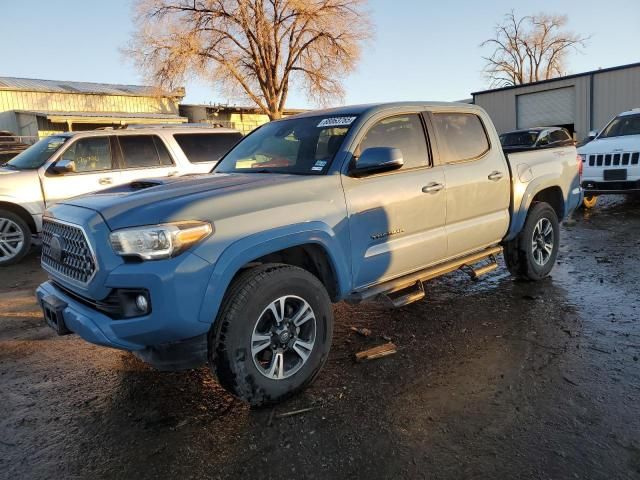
[37, 102, 583, 405]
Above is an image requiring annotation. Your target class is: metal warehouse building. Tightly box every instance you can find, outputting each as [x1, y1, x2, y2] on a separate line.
[472, 62, 640, 141]
[0, 77, 188, 143]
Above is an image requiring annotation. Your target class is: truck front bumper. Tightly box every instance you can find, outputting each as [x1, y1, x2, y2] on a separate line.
[582, 179, 640, 195]
[36, 252, 215, 354]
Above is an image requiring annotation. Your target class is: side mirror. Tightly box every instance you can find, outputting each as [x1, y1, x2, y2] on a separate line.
[588, 130, 598, 139]
[350, 147, 404, 177]
[52, 159, 76, 174]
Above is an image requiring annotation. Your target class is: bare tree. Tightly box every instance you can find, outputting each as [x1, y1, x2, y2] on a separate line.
[481, 12, 588, 87]
[128, 0, 371, 119]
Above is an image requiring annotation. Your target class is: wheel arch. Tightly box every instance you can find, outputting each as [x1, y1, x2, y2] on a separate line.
[198, 225, 351, 325]
[0, 201, 37, 235]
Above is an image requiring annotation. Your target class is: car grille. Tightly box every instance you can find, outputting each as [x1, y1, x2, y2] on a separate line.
[41, 219, 97, 285]
[586, 152, 640, 167]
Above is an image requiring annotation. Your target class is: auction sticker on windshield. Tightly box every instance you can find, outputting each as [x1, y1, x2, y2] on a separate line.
[317, 116, 357, 128]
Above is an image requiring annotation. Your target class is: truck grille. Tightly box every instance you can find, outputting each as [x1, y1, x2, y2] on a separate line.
[41, 219, 97, 285]
[587, 152, 639, 167]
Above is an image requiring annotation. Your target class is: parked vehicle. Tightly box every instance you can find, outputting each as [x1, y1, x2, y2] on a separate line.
[0, 125, 242, 265]
[36, 102, 582, 405]
[0, 130, 30, 163]
[578, 109, 640, 208]
[500, 127, 574, 153]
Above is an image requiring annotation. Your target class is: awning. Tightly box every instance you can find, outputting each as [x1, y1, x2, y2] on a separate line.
[15, 110, 188, 125]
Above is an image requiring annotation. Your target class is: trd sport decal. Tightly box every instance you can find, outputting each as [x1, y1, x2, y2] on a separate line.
[370, 228, 405, 240]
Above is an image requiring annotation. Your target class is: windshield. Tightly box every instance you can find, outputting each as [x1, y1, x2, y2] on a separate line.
[500, 131, 539, 147]
[214, 115, 356, 175]
[599, 113, 640, 138]
[6, 136, 69, 169]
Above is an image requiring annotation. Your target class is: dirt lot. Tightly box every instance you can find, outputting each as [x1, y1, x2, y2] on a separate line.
[1, 196, 639, 480]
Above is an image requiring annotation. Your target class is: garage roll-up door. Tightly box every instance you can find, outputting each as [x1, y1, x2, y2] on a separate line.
[517, 87, 575, 128]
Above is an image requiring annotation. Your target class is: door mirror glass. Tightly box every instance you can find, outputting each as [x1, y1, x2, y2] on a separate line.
[52, 159, 76, 174]
[588, 130, 598, 139]
[350, 147, 404, 177]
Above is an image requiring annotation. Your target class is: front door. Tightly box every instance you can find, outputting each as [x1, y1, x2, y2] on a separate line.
[343, 113, 447, 289]
[41, 135, 121, 207]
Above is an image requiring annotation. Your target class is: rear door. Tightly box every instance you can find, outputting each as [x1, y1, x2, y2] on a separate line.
[430, 111, 510, 258]
[42, 135, 121, 206]
[115, 134, 178, 184]
[342, 113, 447, 289]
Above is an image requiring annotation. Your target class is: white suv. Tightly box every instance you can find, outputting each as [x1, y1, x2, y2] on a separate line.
[0, 125, 242, 265]
[578, 109, 640, 208]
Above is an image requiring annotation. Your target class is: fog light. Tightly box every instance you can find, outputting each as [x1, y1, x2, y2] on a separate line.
[135, 295, 149, 313]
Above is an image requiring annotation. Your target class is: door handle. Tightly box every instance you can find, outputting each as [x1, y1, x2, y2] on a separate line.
[98, 177, 113, 185]
[488, 171, 504, 181]
[168, 170, 179, 177]
[422, 182, 444, 194]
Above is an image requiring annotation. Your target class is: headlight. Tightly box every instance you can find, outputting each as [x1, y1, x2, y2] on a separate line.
[109, 221, 213, 260]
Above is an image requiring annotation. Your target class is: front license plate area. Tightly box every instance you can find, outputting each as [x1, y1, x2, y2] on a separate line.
[41, 295, 71, 335]
[604, 169, 627, 181]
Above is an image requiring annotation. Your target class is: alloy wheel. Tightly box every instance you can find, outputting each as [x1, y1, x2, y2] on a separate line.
[251, 295, 317, 380]
[0, 218, 25, 261]
[531, 217, 554, 266]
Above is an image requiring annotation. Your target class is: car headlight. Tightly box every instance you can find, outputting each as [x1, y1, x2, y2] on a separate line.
[109, 221, 213, 260]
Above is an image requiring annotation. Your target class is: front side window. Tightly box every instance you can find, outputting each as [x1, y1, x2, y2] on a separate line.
[358, 114, 429, 169]
[6, 136, 68, 170]
[599, 113, 640, 138]
[550, 130, 569, 143]
[215, 115, 354, 174]
[537, 133, 550, 146]
[174, 132, 243, 164]
[119, 135, 173, 168]
[60, 137, 112, 173]
[432, 113, 490, 163]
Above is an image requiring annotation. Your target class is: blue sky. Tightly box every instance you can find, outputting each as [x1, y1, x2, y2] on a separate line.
[2, 0, 639, 108]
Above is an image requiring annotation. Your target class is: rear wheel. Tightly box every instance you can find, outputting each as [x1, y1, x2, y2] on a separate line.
[582, 195, 598, 209]
[0, 209, 31, 266]
[210, 264, 333, 406]
[504, 202, 560, 281]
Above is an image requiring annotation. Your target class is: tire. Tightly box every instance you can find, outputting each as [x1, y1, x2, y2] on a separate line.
[582, 195, 598, 209]
[503, 202, 560, 281]
[0, 209, 32, 266]
[209, 263, 334, 406]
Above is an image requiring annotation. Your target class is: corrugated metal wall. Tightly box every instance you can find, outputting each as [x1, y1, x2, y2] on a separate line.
[473, 65, 640, 141]
[592, 65, 640, 129]
[0, 90, 179, 115]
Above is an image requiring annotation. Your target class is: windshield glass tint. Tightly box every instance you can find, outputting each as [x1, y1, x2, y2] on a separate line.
[599, 114, 640, 138]
[215, 115, 356, 174]
[6, 136, 68, 169]
[500, 131, 538, 147]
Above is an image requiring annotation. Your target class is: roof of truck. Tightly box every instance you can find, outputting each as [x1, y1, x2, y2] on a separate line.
[287, 101, 482, 119]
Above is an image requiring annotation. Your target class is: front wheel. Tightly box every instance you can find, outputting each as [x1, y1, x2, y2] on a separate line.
[0, 209, 32, 266]
[504, 202, 560, 281]
[210, 264, 333, 406]
[582, 195, 598, 209]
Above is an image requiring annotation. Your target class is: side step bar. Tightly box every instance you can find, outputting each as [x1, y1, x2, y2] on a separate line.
[349, 245, 503, 305]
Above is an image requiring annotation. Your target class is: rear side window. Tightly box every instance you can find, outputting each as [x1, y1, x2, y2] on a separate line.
[118, 135, 173, 168]
[61, 137, 112, 173]
[432, 113, 490, 163]
[174, 132, 243, 163]
[359, 114, 430, 170]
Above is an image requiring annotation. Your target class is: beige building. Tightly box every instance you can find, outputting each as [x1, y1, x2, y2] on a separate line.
[0, 77, 188, 143]
[472, 62, 640, 141]
[180, 104, 305, 135]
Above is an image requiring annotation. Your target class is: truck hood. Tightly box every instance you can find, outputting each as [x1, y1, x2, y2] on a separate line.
[578, 134, 640, 154]
[59, 173, 304, 229]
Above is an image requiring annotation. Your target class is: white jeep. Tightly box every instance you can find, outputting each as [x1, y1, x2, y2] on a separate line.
[578, 109, 640, 208]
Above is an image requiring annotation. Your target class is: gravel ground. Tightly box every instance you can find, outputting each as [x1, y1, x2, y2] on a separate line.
[1, 196, 639, 480]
